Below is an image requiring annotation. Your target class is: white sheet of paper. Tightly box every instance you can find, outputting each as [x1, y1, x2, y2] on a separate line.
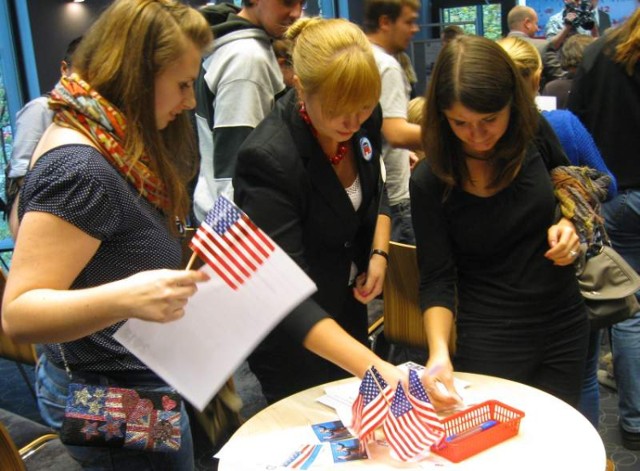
[216, 426, 334, 469]
[114, 247, 316, 411]
[535, 95, 557, 111]
[216, 425, 452, 469]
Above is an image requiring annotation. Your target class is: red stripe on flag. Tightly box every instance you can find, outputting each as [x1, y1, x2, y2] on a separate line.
[290, 444, 314, 468]
[196, 226, 250, 282]
[241, 215, 275, 252]
[225, 225, 264, 268]
[358, 396, 388, 439]
[218, 226, 258, 272]
[190, 235, 239, 290]
[233, 219, 271, 261]
[384, 413, 432, 460]
[202, 229, 251, 280]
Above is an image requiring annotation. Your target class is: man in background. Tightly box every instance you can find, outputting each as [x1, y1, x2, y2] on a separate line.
[5, 36, 82, 237]
[364, 0, 422, 244]
[545, 0, 609, 51]
[507, 5, 565, 90]
[193, 0, 302, 221]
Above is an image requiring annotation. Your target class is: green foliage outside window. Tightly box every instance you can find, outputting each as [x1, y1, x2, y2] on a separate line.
[482, 4, 503, 40]
[0, 70, 14, 265]
[442, 4, 502, 40]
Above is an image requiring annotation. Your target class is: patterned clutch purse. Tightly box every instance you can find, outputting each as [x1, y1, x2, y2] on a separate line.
[60, 383, 182, 453]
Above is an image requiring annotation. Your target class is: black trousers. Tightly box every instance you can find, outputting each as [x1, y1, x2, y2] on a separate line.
[454, 305, 590, 407]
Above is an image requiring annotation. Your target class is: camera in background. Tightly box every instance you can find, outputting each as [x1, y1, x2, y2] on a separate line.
[563, 0, 596, 30]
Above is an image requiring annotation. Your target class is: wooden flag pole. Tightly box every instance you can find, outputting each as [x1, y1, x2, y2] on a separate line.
[185, 251, 198, 271]
[369, 366, 392, 406]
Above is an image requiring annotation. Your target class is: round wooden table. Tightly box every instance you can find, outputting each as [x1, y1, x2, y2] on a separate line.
[217, 372, 606, 470]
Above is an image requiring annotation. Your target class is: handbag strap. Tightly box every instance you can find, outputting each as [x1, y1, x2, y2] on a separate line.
[587, 220, 612, 256]
[56, 343, 74, 381]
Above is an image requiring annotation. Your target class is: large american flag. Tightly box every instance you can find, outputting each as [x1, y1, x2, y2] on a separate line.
[351, 366, 393, 443]
[189, 196, 275, 290]
[383, 383, 443, 461]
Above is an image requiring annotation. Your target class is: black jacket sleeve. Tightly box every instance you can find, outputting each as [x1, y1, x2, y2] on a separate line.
[234, 131, 329, 343]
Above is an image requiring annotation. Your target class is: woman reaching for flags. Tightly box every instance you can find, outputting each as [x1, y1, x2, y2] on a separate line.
[411, 36, 589, 412]
[234, 17, 405, 404]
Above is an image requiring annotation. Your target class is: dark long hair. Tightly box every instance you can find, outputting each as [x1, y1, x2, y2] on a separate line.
[422, 35, 538, 189]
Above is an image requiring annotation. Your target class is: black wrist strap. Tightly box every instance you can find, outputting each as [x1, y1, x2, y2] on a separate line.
[370, 248, 389, 262]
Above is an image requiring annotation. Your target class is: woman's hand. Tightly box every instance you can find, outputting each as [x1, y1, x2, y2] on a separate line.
[409, 151, 420, 172]
[373, 360, 408, 392]
[545, 217, 581, 266]
[421, 355, 464, 412]
[353, 254, 387, 304]
[116, 269, 210, 323]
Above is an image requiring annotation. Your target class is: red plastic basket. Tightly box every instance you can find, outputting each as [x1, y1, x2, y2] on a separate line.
[431, 400, 525, 463]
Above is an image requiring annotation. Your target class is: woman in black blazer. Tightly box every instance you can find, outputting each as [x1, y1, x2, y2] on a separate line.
[234, 17, 401, 403]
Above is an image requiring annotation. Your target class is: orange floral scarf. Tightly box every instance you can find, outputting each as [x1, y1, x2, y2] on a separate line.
[49, 74, 170, 211]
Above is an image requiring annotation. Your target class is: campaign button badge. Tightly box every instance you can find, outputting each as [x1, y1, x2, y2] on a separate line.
[360, 137, 372, 161]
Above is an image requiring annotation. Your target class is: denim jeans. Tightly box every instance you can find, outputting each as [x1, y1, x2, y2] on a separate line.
[36, 355, 195, 470]
[390, 199, 415, 245]
[602, 190, 640, 434]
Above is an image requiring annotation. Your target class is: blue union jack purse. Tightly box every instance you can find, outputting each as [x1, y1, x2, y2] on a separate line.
[57, 346, 182, 453]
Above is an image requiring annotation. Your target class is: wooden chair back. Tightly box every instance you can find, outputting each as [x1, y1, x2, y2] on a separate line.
[382, 242, 456, 353]
[0, 421, 26, 471]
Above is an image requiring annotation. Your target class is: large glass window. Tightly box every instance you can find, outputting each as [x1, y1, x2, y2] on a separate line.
[0, 61, 15, 269]
[441, 3, 502, 40]
[0, 70, 13, 177]
[0, 0, 21, 268]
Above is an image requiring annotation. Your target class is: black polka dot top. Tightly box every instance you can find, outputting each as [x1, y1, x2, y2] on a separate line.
[19, 144, 182, 372]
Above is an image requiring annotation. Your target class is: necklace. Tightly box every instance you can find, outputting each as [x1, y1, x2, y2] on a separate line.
[463, 151, 493, 161]
[463, 152, 496, 165]
[299, 103, 349, 165]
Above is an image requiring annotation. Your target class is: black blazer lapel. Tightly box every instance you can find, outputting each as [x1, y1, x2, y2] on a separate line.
[288, 99, 358, 233]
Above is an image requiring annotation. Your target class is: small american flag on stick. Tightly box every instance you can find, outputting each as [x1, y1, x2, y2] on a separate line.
[188, 196, 275, 290]
[351, 366, 393, 443]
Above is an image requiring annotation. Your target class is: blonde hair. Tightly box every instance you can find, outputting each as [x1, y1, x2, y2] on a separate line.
[407, 96, 425, 125]
[497, 36, 542, 95]
[286, 17, 381, 117]
[608, 7, 640, 75]
[407, 96, 425, 160]
[72, 0, 213, 225]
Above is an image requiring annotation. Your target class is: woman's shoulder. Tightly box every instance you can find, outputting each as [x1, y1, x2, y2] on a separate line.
[30, 123, 96, 166]
[239, 96, 300, 168]
[24, 143, 125, 205]
[30, 143, 111, 179]
[410, 159, 444, 193]
[239, 118, 294, 163]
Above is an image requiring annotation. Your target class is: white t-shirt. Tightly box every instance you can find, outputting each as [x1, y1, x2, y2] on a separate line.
[371, 44, 411, 206]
